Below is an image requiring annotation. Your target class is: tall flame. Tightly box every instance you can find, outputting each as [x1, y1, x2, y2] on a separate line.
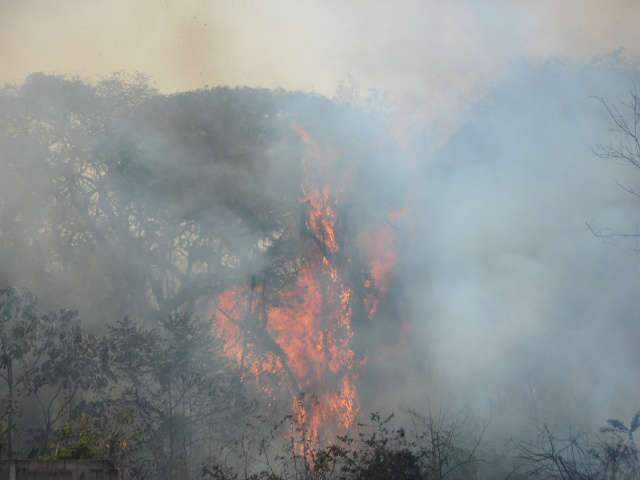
[211, 123, 397, 447]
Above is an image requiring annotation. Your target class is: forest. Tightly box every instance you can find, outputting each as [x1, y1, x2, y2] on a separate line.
[1, 60, 640, 480]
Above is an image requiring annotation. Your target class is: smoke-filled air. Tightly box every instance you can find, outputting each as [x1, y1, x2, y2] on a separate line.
[1, 1, 640, 479]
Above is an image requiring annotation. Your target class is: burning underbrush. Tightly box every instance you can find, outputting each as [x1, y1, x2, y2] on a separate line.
[203, 411, 482, 480]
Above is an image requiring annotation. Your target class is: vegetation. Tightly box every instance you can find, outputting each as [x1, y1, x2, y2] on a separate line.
[0, 71, 638, 479]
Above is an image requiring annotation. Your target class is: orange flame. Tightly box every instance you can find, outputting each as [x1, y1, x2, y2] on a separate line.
[211, 123, 398, 448]
[359, 224, 397, 318]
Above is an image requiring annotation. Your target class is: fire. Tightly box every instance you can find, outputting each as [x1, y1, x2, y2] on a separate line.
[211, 123, 398, 448]
[303, 186, 339, 254]
[359, 224, 397, 318]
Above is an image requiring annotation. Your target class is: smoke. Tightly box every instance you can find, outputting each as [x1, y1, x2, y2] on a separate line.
[2, 0, 639, 130]
[406, 60, 640, 433]
[2, 0, 640, 461]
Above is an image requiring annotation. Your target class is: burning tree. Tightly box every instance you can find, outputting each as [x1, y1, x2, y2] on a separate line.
[211, 120, 407, 449]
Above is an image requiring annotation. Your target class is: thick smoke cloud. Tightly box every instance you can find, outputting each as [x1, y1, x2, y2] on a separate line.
[2, 1, 640, 460]
[407, 60, 640, 433]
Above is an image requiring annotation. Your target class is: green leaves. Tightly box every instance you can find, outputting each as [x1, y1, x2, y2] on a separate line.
[46, 414, 106, 461]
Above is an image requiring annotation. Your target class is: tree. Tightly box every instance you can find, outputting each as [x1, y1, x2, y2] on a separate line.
[107, 313, 242, 480]
[0, 287, 40, 458]
[27, 308, 111, 453]
[590, 91, 640, 240]
[0, 287, 112, 458]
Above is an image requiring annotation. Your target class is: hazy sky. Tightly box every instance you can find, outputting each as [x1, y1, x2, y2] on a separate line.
[2, 0, 639, 122]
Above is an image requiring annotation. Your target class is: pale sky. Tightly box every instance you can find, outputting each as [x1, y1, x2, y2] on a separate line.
[1, 0, 639, 122]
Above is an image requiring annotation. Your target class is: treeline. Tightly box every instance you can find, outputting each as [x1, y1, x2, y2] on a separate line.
[0, 286, 243, 478]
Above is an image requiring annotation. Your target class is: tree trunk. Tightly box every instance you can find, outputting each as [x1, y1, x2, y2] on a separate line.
[7, 358, 13, 459]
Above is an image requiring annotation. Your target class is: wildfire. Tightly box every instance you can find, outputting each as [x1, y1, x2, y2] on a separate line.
[211, 123, 398, 448]
[359, 224, 397, 319]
